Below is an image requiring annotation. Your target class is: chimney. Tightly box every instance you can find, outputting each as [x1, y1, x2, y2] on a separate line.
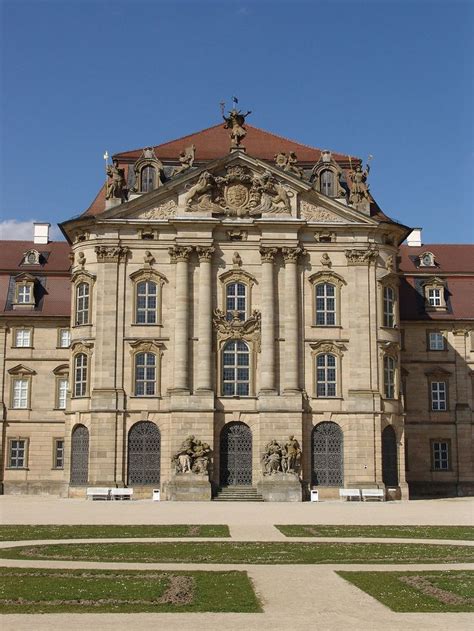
[407, 227, 422, 247]
[33, 223, 50, 245]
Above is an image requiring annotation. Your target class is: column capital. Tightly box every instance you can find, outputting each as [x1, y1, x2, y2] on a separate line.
[95, 245, 130, 263]
[169, 245, 193, 263]
[196, 246, 215, 262]
[260, 247, 278, 263]
[282, 247, 305, 263]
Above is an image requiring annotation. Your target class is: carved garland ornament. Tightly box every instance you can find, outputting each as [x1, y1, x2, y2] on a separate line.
[71, 341, 94, 355]
[345, 245, 379, 265]
[128, 340, 164, 355]
[213, 308, 262, 352]
[300, 200, 345, 223]
[309, 340, 346, 357]
[138, 199, 177, 219]
[95, 246, 130, 263]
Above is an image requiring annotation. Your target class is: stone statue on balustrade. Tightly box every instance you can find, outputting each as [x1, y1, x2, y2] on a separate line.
[348, 162, 371, 207]
[106, 159, 128, 202]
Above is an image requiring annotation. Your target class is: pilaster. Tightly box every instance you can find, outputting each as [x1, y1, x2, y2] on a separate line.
[259, 247, 277, 394]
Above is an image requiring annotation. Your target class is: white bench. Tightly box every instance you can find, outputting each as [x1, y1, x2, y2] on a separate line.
[86, 487, 111, 501]
[339, 488, 361, 501]
[111, 488, 133, 500]
[361, 488, 385, 501]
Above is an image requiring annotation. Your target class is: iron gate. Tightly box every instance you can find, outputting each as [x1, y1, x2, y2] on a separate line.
[382, 425, 399, 487]
[128, 421, 161, 485]
[311, 422, 343, 486]
[220, 421, 252, 486]
[70, 424, 89, 485]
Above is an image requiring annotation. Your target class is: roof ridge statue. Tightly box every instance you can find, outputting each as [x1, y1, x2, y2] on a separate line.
[223, 107, 251, 148]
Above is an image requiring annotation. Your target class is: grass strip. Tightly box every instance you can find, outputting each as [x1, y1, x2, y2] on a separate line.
[1, 541, 472, 564]
[0, 524, 230, 541]
[275, 525, 474, 540]
[337, 570, 474, 612]
[0, 566, 261, 614]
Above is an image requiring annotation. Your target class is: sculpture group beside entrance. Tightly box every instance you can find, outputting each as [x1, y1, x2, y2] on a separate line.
[262, 436, 302, 476]
[172, 435, 211, 475]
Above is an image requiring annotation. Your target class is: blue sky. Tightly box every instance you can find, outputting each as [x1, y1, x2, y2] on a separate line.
[1, 0, 473, 242]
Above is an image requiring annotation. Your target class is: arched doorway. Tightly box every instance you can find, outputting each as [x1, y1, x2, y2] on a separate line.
[311, 421, 343, 486]
[382, 425, 399, 487]
[70, 424, 89, 485]
[220, 421, 252, 486]
[128, 421, 161, 485]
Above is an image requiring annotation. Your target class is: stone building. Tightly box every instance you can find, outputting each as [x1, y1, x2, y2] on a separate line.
[0, 117, 472, 499]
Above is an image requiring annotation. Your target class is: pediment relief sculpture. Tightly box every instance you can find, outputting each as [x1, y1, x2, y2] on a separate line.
[184, 165, 292, 217]
[129, 339, 164, 355]
[129, 267, 167, 285]
[136, 198, 177, 220]
[274, 152, 304, 179]
[308, 270, 346, 287]
[299, 200, 345, 223]
[8, 363, 36, 376]
[218, 268, 257, 287]
[213, 308, 261, 351]
[309, 340, 346, 356]
[71, 341, 94, 355]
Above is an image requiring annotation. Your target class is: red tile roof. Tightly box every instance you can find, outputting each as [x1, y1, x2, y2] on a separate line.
[0, 240, 71, 272]
[114, 123, 356, 163]
[399, 244, 474, 274]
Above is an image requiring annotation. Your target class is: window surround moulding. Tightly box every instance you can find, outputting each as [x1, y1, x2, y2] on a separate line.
[309, 340, 346, 399]
[422, 276, 447, 311]
[418, 251, 436, 268]
[52, 437, 65, 470]
[129, 339, 164, 398]
[308, 270, 346, 328]
[426, 329, 448, 352]
[11, 326, 34, 349]
[130, 268, 167, 327]
[217, 338, 257, 398]
[8, 365, 35, 410]
[430, 438, 452, 472]
[218, 268, 257, 320]
[12, 273, 36, 310]
[6, 437, 29, 470]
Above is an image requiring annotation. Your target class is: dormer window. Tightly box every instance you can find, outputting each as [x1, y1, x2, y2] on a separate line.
[13, 274, 36, 309]
[22, 249, 40, 266]
[320, 170, 335, 196]
[140, 165, 156, 193]
[419, 251, 435, 267]
[423, 277, 447, 311]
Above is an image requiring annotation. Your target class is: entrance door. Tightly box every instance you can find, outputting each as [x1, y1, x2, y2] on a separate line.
[311, 421, 343, 486]
[382, 425, 398, 487]
[128, 421, 161, 485]
[220, 421, 252, 486]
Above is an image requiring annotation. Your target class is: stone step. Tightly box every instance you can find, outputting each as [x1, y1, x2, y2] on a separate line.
[213, 486, 264, 502]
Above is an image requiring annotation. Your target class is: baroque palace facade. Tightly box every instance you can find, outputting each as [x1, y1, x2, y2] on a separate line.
[1, 114, 473, 499]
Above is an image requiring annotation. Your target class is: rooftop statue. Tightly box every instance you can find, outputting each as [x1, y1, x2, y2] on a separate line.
[274, 151, 304, 179]
[106, 159, 128, 202]
[223, 107, 251, 148]
[173, 144, 196, 176]
[348, 161, 371, 207]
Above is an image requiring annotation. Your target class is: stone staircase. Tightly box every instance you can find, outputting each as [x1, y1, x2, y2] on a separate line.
[213, 486, 264, 501]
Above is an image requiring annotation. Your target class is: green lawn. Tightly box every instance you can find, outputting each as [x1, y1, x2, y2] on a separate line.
[275, 525, 474, 540]
[1, 541, 472, 564]
[0, 567, 261, 614]
[0, 524, 230, 541]
[337, 570, 474, 612]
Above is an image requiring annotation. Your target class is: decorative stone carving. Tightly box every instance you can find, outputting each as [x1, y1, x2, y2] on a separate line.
[144, 251, 155, 267]
[348, 162, 371, 207]
[232, 251, 242, 268]
[378, 340, 399, 358]
[223, 107, 251, 147]
[71, 341, 94, 355]
[300, 200, 345, 223]
[173, 144, 196, 176]
[172, 435, 211, 475]
[95, 245, 130, 263]
[321, 252, 332, 268]
[131, 147, 165, 193]
[77, 252, 86, 268]
[385, 255, 395, 272]
[345, 245, 379, 265]
[262, 436, 301, 475]
[274, 152, 304, 179]
[226, 229, 248, 241]
[309, 340, 346, 356]
[314, 231, 336, 243]
[196, 246, 214, 262]
[310, 151, 346, 198]
[106, 159, 128, 202]
[260, 247, 278, 263]
[138, 199, 177, 219]
[282, 247, 305, 262]
[168, 245, 192, 263]
[128, 339, 163, 355]
[185, 166, 292, 216]
[73, 230, 90, 243]
[213, 308, 261, 351]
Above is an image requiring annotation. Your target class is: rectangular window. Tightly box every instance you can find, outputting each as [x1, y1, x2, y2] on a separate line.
[9, 439, 27, 468]
[75, 283, 90, 325]
[432, 441, 450, 471]
[315, 353, 337, 397]
[383, 286, 395, 327]
[431, 381, 447, 411]
[53, 439, 64, 469]
[12, 378, 29, 408]
[15, 328, 32, 347]
[57, 378, 68, 409]
[428, 331, 445, 351]
[428, 288, 442, 307]
[58, 328, 71, 348]
[17, 284, 33, 304]
[384, 357, 396, 399]
[315, 283, 336, 326]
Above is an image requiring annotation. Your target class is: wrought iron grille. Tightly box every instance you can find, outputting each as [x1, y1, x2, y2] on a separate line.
[220, 421, 252, 486]
[382, 425, 399, 486]
[70, 425, 89, 485]
[311, 422, 343, 486]
[128, 421, 161, 485]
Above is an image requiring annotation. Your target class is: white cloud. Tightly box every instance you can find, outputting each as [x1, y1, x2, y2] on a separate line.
[0, 220, 64, 242]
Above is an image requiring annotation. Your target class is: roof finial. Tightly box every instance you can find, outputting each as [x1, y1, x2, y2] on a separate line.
[223, 98, 251, 151]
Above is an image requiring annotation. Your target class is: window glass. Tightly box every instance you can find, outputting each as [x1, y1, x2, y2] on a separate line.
[316, 353, 337, 397]
[141, 165, 156, 192]
[383, 286, 395, 327]
[12, 379, 29, 408]
[59, 329, 71, 348]
[9, 439, 26, 468]
[428, 288, 442, 307]
[320, 170, 334, 196]
[315, 283, 336, 326]
[74, 354, 87, 397]
[429, 332, 444, 351]
[76, 283, 90, 325]
[57, 378, 68, 409]
[432, 441, 449, 470]
[136, 281, 157, 324]
[135, 352, 156, 396]
[226, 283, 247, 321]
[54, 439, 64, 469]
[384, 356, 395, 399]
[431, 381, 447, 411]
[222, 340, 249, 396]
[18, 284, 32, 304]
[15, 328, 31, 347]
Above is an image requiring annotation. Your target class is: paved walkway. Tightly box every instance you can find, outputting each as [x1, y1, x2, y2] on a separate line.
[0, 496, 473, 630]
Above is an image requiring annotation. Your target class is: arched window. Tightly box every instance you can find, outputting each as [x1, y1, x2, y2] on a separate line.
[315, 283, 336, 325]
[383, 286, 395, 327]
[74, 353, 88, 397]
[140, 165, 156, 192]
[222, 340, 250, 396]
[384, 356, 396, 399]
[75, 282, 90, 325]
[320, 169, 335, 196]
[136, 280, 157, 324]
[312, 422, 343, 486]
[316, 353, 337, 397]
[226, 282, 247, 321]
[70, 424, 89, 485]
[134, 352, 156, 396]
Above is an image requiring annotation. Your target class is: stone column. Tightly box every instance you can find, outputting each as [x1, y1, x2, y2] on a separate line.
[259, 247, 277, 394]
[196, 246, 214, 391]
[282, 247, 303, 392]
[169, 246, 193, 393]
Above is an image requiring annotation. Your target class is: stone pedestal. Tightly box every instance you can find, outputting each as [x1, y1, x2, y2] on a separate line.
[258, 473, 302, 502]
[167, 473, 211, 501]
